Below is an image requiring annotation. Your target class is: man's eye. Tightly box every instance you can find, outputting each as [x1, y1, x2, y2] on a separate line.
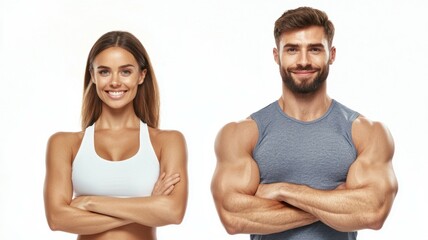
[286, 48, 298, 54]
[310, 48, 322, 53]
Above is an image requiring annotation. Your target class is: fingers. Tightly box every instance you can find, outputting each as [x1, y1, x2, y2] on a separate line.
[154, 172, 167, 189]
[159, 172, 166, 180]
[163, 184, 175, 195]
[335, 183, 347, 190]
[163, 173, 181, 186]
[70, 196, 89, 210]
[152, 172, 181, 196]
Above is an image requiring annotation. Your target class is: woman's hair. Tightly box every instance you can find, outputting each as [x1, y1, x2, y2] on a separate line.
[81, 31, 160, 129]
[274, 7, 335, 47]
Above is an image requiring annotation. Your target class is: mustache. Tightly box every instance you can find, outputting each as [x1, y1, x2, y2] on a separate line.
[288, 65, 320, 71]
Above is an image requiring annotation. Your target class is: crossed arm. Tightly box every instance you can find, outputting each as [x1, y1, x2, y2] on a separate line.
[211, 117, 398, 234]
[44, 130, 188, 235]
[211, 120, 317, 235]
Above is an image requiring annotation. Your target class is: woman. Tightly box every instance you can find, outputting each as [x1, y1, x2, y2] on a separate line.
[44, 31, 188, 240]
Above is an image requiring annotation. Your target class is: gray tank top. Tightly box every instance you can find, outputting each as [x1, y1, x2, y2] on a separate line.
[250, 100, 359, 240]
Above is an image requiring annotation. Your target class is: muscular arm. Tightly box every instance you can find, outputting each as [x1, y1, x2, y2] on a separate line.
[73, 130, 188, 227]
[256, 117, 398, 232]
[211, 120, 317, 235]
[44, 133, 131, 235]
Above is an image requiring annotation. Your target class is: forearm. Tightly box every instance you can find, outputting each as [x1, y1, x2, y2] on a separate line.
[84, 195, 185, 227]
[219, 192, 317, 234]
[279, 183, 385, 231]
[47, 205, 131, 235]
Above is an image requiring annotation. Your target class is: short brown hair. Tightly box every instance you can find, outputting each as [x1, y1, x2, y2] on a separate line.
[81, 31, 160, 129]
[274, 7, 335, 47]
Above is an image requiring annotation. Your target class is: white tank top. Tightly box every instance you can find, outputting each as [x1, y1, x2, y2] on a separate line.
[72, 121, 159, 197]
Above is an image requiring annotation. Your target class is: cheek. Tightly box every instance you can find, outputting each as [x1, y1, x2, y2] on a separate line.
[279, 58, 295, 70]
[94, 76, 110, 85]
[124, 77, 143, 87]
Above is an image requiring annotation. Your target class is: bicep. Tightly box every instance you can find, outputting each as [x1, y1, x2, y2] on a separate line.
[347, 119, 398, 202]
[44, 134, 74, 212]
[211, 155, 259, 199]
[211, 123, 260, 208]
[158, 131, 188, 198]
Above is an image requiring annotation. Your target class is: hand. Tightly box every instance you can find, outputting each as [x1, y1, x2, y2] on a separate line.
[70, 196, 91, 210]
[335, 182, 347, 190]
[255, 183, 282, 201]
[152, 172, 181, 196]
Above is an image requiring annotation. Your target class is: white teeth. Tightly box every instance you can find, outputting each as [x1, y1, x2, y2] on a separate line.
[108, 91, 124, 96]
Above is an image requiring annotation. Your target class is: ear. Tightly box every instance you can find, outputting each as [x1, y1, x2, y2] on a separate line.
[138, 69, 147, 85]
[273, 47, 279, 65]
[90, 70, 95, 84]
[329, 46, 336, 65]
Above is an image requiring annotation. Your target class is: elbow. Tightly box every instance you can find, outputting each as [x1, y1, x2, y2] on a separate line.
[46, 213, 63, 232]
[219, 213, 243, 235]
[214, 198, 245, 234]
[368, 221, 384, 231]
[224, 224, 241, 235]
[161, 199, 186, 225]
[45, 208, 75, 233]
[361, 207, 390, 231]
[47, 221, 59, 232]
[367, 196, 396, 230]
[366, 213, 387, 230]
[169, 207, 186, 225]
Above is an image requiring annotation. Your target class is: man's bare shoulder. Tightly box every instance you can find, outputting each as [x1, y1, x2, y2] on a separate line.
[215, 118, 259, 155]
[352, 115, 394, 159]
[352, 116, 392, 139]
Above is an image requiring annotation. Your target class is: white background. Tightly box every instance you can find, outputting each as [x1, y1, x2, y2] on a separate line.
[1, 0, 427, 239]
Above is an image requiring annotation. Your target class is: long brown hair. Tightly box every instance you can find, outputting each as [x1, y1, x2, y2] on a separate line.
[81, 31, 160, 129]
[274, 7, 335, 47]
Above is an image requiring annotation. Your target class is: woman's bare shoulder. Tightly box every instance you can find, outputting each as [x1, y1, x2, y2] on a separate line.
[47, 131, 85, 154]
[148, 127, 186, 146]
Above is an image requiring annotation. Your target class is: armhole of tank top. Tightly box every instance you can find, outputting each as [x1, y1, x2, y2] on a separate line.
[72, 126, 92, 164]
[249, 114, 263, 157]
[348, 111, 360, 158]
[139, 122, 160, 163]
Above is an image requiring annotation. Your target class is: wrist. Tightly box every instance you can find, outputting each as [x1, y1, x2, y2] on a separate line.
[277, 183, 288, 201]
[84, 196, 95, 211]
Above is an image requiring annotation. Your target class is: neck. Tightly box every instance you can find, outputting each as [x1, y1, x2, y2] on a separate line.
[279, 83, 331, 122]
[96, 103, 140, 130]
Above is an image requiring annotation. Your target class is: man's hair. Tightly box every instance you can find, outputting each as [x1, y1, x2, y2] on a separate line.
[274, 7, 335, 47]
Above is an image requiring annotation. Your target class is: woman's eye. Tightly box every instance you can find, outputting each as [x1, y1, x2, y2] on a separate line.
[98, 70, 110, 76]
[121, 70, 132, 76]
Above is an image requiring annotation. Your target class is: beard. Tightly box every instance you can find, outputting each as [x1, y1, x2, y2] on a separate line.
[280, 64, 329, 94]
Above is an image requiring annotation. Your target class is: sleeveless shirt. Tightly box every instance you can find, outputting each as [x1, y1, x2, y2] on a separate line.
[72, 121, 159, 198]
[250, 100, 359, 240]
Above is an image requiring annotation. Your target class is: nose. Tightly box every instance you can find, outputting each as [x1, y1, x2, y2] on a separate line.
[110, 73, 122, 87]
[297, 50, 311, 67]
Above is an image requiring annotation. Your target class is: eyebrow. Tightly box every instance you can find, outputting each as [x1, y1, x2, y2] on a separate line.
[308, 43, 325, 48]
[96, 64, 136, 69]
[283, 43, 326, 49]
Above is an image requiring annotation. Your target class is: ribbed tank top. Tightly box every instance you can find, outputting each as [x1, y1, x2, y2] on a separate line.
[72, 121, 159, 198]
[250, 100, 359, 240]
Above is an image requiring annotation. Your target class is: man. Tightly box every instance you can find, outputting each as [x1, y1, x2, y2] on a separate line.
[211, 6, 398, 240]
